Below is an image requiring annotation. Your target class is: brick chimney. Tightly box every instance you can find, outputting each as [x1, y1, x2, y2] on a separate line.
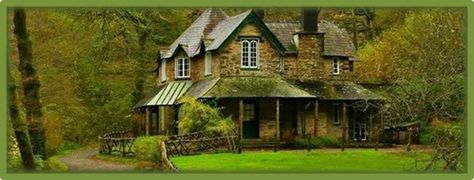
[294, 8, 325, 82]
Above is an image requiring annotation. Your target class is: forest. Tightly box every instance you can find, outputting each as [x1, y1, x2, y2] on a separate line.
[7, 8, 465, 171]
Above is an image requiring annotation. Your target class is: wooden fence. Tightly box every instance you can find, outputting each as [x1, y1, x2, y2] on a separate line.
[159, 141, 179, 172]
[165, 131, 238, 156]
[98, 131, 136, 157]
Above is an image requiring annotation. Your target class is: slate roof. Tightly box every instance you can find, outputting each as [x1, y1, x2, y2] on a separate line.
[265, 21, 357, 58]
[294, 80, 384, 100]
[207, 10, 252, 51]
[163, 8, 356, 59]
[163, 8, 228, 58]
[202, 77, 316, 98]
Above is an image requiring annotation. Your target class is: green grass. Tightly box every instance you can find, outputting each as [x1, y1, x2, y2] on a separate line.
[171, 149, 433, 172]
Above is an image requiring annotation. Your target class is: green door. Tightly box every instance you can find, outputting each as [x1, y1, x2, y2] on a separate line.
[243, 102, 259, 139]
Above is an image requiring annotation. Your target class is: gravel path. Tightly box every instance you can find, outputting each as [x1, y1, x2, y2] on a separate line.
[60, 148, 134, 171]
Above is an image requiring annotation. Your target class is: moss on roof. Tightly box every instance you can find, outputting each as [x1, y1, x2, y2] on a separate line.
[294, 80, 384, 100]
[202, 77, 315, 98]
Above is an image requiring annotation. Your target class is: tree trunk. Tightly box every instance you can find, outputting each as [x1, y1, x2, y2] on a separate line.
[9, 74, 36, 170]
[351, 8, 358, 50]
[132, 30, 150, 104]
[14, 8, 46, 159]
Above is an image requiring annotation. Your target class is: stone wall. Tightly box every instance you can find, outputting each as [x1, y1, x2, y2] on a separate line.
[258, 99, 277, 140]
[283, 33, 354, 82]
[214, 23, 281, 77]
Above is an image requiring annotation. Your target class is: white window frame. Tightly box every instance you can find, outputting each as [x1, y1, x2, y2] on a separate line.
[333, 103, 340, 125]
[161, 59, 167, 82]
[333, 57, 340, 75]
[175, 57, 190, 79]
[241, 38, 259, 69]
[205, 51, 212, 75]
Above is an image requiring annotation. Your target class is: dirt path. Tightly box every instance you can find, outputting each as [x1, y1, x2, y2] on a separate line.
[60, 148, 134, 171]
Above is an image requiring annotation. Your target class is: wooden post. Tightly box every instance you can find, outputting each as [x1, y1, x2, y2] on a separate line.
[238, 99, 244, 153]
[376, 110, 382, 150]
[341, 102, 347, 151]
[302, 102, 310, 152]
[406, 127, 413, 152]
[145, 107, 150, 136]
[313, 100, 319, 137]
[275, 99, 280, 152]
[160, 106, 166, 134]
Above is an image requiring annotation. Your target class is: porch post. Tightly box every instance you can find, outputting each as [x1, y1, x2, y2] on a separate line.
[313, 100, 319, 136]
[275, 98, 280, 151]
[276, 99, 280, 141]
[145, 107, 150, 136]
[238, 99, 244, 153]
[376, 110, 382, 151]
[239, 99, 244, 139]
[341, 102, 347, 151]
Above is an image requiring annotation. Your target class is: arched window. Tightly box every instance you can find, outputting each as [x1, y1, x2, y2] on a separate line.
[241, 38, 259, 68]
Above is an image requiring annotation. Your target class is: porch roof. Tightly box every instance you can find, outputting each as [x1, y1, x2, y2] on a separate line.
[133, 81, 193, 108]
[294, 80, 385, 101]
[201, 77, 316, 98]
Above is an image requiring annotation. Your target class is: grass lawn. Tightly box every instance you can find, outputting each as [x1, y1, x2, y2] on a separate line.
[171, 149, 433, 172]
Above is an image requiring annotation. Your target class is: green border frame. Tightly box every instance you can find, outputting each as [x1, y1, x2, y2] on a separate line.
[0, 0, 472, 180]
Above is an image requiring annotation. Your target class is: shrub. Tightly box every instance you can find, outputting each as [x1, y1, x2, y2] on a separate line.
[132, 136, 167, 162]
[45, 156, 68, 171]
[293, 136, 339, 149]
[178, 96, 235, 135]
[56, 141, 81, 154]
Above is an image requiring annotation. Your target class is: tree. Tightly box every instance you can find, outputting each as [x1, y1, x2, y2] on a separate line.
[13, 8, 46, 159]
[9, 72, 36, 170]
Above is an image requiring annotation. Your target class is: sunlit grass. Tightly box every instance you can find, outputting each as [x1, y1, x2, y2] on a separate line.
[171, 149, 433, 172]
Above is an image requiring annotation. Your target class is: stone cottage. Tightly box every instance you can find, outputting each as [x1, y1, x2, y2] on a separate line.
[133, 8, 384, 146]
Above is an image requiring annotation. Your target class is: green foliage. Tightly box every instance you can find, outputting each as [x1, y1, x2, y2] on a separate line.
[357, 9, 465, 127]
[358, 9, 465, 82]
[55, 141, 81, 154]
[132, 136, 167, 161]
[293, 136, 339, 149]
[45, 156, 68, 171]
[178, 96, 235, 135]
[425, 122, 465, 171]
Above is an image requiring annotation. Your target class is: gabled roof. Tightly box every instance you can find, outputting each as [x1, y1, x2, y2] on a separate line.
[265, 21, 357, 58]
[163, 9, 286, 59]
[163, 8, 228, 59]
[163, 9, 356, 59]
[206, 11, 252, 51]
[206, 10, 286, 55]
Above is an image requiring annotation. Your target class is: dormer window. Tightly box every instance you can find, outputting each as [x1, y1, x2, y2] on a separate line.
[241, 38, 259, 69]
[176, 57, 190, 78]
[332, 57, 340, 75]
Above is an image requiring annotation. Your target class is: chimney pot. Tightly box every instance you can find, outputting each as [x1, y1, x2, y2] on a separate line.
[301, 9, 318, 32]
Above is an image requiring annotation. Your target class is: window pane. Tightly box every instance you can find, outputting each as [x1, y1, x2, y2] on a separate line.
[250, 40, 258, 67]
[184, 58, 189, 76]
[244, 103, 255, 121]
[333, 58, 339, 74]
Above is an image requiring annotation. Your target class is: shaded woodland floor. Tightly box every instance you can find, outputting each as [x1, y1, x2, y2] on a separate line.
[59, 148, 134, 171]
